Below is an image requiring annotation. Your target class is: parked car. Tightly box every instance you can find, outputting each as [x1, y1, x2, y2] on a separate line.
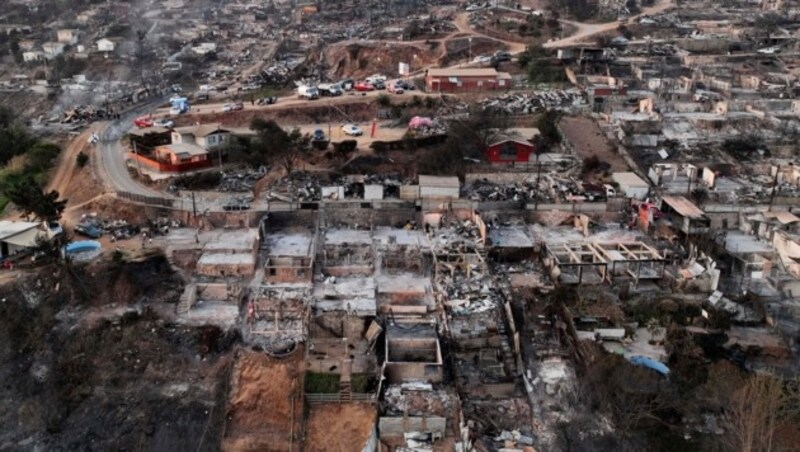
[257, 96, 278, 105]
[74, 223, 103, 239]
[339, 79, 355, 91]
[365, 74, 387, 85]
[231, 102, 244, 111]
[312, 129, 326, 141]
[297, 85, 320, 100]
[389, 81, 404, 94]
[492, 51, 512, 63]
[318, 83, 343, 96]
[354, 82, 374, 92]
[222, 103, 233, 112]
[399, 80, 416, 91]
[373, 80, 386, 90]
[466, 4, 484, 11]
[341, 124, 363, 136]
[154, 119, 175, 128]
[134, 117, 153, 128]
[473, 55, 492, 65]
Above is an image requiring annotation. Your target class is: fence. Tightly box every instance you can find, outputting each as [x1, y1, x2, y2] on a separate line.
[304, 393, 375, 405]
[117, 191, 175, 207]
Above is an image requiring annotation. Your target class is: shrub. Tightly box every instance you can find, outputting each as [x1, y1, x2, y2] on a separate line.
[76, 151, 89, 168]
[333, 139, 358, 155]
[377, 93, 391, 107]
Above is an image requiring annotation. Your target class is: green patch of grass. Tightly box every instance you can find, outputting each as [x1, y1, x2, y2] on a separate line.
[304, 372, 340, 394]
[351, 374, 371, 393]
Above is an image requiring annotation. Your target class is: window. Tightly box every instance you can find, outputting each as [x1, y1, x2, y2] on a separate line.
[499, 142, 517, 160]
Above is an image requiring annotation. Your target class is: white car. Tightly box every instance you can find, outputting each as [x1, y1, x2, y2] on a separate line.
[154, 119, 175, 128]
[472, 55, 492, 64]
[466, 4, 483, 11]
[341, 124, 363, 136]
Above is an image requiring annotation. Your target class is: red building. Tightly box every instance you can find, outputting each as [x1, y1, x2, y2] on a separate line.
[425, 68, 512, 93]
[486, 139, 535, 164]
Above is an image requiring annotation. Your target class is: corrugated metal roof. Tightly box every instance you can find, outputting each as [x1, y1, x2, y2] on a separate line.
[174, 123, 228, 138]
[662, 196, 705, 219]
[427, 68, 498, 77]
[612, 172, 649, 187]
[0, 221, 40, 241]
[763, 211, 800, 224]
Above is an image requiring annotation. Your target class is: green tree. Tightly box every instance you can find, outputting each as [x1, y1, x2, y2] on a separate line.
[250, 118, 311, 175]
[534, 110, 562, 147]
[5, 175, 66, 222]
[0, 106, 38, 165]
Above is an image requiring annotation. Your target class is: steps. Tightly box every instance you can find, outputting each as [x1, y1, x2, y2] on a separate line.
[176, 285, 194, 315]
[339, 380, 351, 402]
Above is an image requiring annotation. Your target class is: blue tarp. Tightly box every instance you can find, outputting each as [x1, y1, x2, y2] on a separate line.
[628, 355, 670, 376]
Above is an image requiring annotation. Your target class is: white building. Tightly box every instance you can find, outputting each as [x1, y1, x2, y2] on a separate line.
[191, 42, 217, 55]
[172, 124, 231, 149]
[0, 221, 55, 258]
[96, 38, 116, 52]
[56, 29, 79, 45]
[41, 42, 65, 59]
[612, 172, 651, 200]
[22, 51, 43, 63]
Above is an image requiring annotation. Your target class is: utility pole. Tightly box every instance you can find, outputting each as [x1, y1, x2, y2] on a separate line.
[131, 140, 143, 176]
[216, 123, 223, 168]
[192, 191, 197, 219]
[769, 164, 780, 212]
[534, 151, 542, 211]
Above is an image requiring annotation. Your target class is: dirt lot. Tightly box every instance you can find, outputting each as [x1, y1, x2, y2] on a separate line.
[560, 116, 629, 180]
[304, 403, 377, 452]
[222, 348, 304, 452]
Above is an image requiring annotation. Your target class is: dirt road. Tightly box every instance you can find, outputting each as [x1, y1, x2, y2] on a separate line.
[544, 0, 675, 49]
[47, 125, 99, 196]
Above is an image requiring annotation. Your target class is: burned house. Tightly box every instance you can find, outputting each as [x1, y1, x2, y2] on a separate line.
[195, 229, 259, 278]
[384, 320, 443, 384]
[320, 228, 374, 276]
[263, 230, 315, 284]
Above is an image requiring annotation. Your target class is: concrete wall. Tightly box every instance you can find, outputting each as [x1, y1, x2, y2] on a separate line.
[196, 254, 256, 277]
[378, 416, 447, 439]
[385, 362, 443, 383]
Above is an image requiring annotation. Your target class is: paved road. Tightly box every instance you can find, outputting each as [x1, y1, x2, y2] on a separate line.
[96, 100, 168, 197]
[86, 1, 679, 199]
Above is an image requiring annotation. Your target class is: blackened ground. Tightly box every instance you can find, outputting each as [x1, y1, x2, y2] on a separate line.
[0, 257, 237, 451]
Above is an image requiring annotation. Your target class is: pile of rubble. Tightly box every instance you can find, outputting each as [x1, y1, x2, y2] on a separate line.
[493, 430, 536, 450]
[61, 105, 110, 123]
[217, 166, 268, 192]
[383, 383, 458, 416]
[479, 89, 587, 115]
[461, 179, 537, 202]
[264, 172, 322, 202]
[440, 267, 502, 315]
[78, 215, 181, 241]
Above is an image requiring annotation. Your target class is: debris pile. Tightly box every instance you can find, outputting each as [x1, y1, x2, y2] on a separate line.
[264, 172, 322, 202]
[61, 105, 109, 123]
[479, 89, 588, 114]
[461, 179, 537, 202]
[383, 383, 458, 416]
[78, 214, 181, 240]
[218, 167, 268, 192]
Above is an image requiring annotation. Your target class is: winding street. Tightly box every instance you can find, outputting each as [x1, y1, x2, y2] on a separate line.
[95, 99, 168, 197]
[83, 1, 676, 199]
